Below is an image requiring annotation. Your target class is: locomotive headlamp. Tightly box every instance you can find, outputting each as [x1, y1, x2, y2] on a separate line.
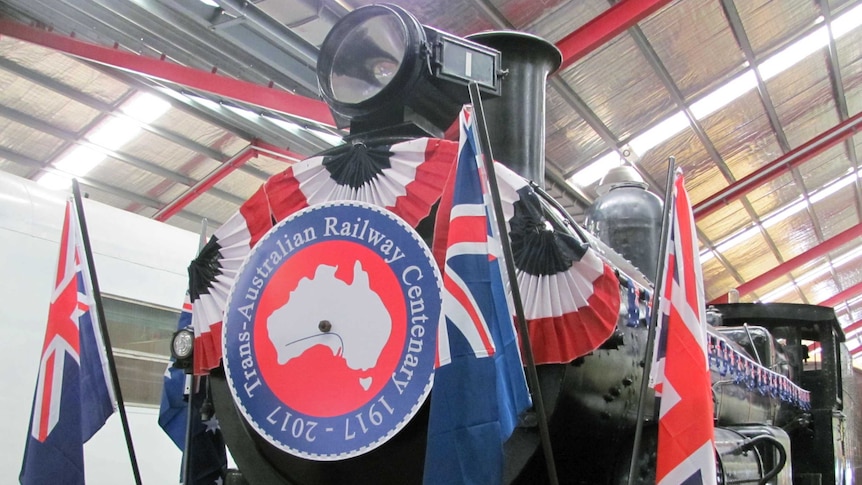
[170, 327, 194, 370]
[317, 3, 501, 138]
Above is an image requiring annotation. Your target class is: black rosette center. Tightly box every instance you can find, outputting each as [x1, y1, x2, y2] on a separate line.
[322, 142, 394, 189]
[509, 186, 588, 276]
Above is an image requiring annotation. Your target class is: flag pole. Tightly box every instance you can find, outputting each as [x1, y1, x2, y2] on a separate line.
[71, 180, 143, 485]
[181, 218, 209, 484]
[182, 373, 194, 484]
[626, 157, 676, 485]
[468, 82, 560, 485]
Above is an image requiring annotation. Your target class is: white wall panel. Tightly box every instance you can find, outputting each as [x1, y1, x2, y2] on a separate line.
[0, 171, 200, 484]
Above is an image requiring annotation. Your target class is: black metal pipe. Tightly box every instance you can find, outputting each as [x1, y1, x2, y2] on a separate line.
[71, 180, 143, 485]
[466, 31, 561, 187]
[724, 435, 788, 485]
[470, 81, 560, 485]
[626, 157, 676, 485]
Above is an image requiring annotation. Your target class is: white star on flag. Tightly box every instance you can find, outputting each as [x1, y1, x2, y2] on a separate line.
[203, 415, 220, 434]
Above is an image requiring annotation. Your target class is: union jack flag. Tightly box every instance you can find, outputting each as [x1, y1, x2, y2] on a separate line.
[20, 200, 116, 485]
[652, 169, 717, 485]
[424, 107, 531, 485]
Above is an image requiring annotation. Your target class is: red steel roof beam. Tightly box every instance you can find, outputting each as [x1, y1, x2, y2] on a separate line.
[818, 281, 862, 309]
[0, 18, 335, 127]
[555, 0, 672, 71]
[850, 332, 862, 355]
[694, 111, 862, 220]
[846, 322, 862, 355]
[154, 147, 257, 222]
[709, 223, 862, 303]
[844, 319, 862, 337]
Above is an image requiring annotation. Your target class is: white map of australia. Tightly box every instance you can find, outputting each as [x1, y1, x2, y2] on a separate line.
[267, 261, 392, 390]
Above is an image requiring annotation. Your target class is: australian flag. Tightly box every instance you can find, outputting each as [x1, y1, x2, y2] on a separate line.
[158, 295, 227, 485]
[652, 169, 717, 485]
[20, 200, 116, 485]
[424, 107, 531, 485]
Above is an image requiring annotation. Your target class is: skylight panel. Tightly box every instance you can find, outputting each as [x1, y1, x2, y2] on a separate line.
[758, 28, 829, 80]
[54, 145, 104, 176]
[628, 112, 690, 157]
[567, 152, 620, 187]
[569, 3, 862, 189]
[37, 92, 170, 190]
[123, 93, 171, 123]
[690, 70, 757, 119]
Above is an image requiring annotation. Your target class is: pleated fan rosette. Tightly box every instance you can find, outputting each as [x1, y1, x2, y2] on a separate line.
[188, 137, 457, 374]
[433, 162, 621, 365]
[264, 137, 457, 228]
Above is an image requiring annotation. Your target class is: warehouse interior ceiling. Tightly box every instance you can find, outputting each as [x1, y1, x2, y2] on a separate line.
[0, 0, 861, 359]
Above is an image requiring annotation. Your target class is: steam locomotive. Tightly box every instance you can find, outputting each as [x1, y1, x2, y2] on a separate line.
[192, 4, 861, 484]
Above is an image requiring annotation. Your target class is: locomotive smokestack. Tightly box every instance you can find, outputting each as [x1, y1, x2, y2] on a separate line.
[466, 32, 561, 187]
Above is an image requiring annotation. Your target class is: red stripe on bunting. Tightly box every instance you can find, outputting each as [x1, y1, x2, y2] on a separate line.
[242, 184, 278, 249]
[194, 322, 223, 375]
[390, 138, 459, 228]
[264, 167, 309, 223]
[522, 262, 620, 363]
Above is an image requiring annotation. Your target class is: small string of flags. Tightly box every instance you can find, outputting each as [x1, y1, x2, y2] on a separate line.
[622, 276, 652, 329]
[617, 275, 810, 410]
[707, 333, 811, 410]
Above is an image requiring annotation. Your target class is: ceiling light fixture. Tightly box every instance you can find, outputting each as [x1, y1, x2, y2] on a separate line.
[88, 118, 143, 151]
[810, 168, 858, 203]
[758, 28, 829, 80]
[713, 225, 761, 254]
[53, 145, 104, 176]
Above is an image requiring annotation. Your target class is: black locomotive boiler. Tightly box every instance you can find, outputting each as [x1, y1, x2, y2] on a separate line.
[194, 5, 861, 484]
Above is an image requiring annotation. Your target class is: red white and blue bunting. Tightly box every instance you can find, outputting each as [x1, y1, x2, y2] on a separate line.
[707, 332, 811, 410]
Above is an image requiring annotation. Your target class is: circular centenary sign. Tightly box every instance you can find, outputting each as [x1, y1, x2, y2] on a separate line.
[222, 201, 441, 461]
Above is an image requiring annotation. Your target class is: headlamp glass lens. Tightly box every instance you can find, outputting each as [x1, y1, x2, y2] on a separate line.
[172, 330, 194, 359]
[330, 13, 407, 104]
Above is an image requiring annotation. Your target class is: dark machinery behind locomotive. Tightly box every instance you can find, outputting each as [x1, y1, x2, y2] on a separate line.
[203, 5, 861, 484]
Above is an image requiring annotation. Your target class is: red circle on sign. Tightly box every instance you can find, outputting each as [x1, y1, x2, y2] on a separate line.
[254, 240, 407, 417]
